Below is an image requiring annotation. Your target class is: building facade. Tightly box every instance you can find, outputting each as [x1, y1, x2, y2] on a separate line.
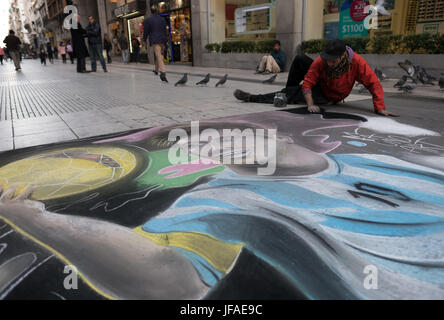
[7, 0, 444, 67]
[8, 0, 29, 45]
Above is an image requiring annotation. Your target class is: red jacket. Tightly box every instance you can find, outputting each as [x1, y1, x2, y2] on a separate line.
[302, 47, 386, 112]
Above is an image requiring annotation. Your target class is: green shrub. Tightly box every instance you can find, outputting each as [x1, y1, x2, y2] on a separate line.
[255, 40, 276, 53]
[221, 41, 235, 53]
[211, 35, 444, 55]
[300, 34, 444, 55]
[205, 43, 221, 53]
[342, 37, 371, 54]
[220, 40, 277, 53]
[300, 39, 328, 54]
[370, 35, 403, 54]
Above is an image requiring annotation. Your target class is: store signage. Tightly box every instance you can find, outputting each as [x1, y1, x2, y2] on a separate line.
[339, 0, 369, 39]
[235, 4, 273, 35]
[114, 1, 146, 18]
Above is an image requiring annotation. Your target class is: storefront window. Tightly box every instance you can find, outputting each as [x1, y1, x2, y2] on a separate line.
[208, 0, 276, 44]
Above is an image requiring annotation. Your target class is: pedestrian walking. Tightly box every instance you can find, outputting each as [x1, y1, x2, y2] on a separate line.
[85, 15, 107, 73]
[143, 5, 169, 82]
[47, 43, 54, 64]
[59, 42, 67, 64]
[66, 40, 74, 64]
[118, 31, 129, 64]
[70, 15, 90, 73]
[131, 34, 140, 63]
[39, 48, 47, 66]
[104, 33, 112, 64]
[0, 47, 4, 65]
[3, 30, 22, 71]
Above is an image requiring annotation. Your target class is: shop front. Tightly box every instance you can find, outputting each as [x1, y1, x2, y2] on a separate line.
[150, 0, 193, 64]
[114, 0, 148, 62]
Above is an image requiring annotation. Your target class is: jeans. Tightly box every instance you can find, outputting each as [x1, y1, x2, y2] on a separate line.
[121, 49, 130, 64]
[249, 54, 329, 106]
[89, 43, 107, 71]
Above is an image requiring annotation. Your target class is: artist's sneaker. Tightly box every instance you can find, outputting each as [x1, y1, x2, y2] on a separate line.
[233, 89, 251, 102]
[273, 93, 288, 108]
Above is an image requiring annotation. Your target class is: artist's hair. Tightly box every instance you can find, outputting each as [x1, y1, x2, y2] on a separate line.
[9, 30, 15, 35]
[150, 5, 158, 14]
[273, 40, 281, 47]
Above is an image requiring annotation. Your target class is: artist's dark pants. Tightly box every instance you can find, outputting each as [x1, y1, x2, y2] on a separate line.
[250, 54, 329, 105]
[0, 55, 3, 65]
[68, 52, 74, 64]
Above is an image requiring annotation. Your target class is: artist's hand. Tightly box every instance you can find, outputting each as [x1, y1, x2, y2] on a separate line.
[378, 109, 399, 117]
[0, 184, 44, 217]
[308, 105, 321, 113]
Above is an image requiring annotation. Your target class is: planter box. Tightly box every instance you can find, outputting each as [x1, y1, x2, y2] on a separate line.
[308, 53, 444, 78]
[201, 52, 265, 70]
[200, 52, 443, 78]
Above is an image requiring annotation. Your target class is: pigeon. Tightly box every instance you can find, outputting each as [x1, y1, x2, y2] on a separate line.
[394, 75, 417, 88]
[394, 76, 408, 88]
[420, 67, 436, 81]
[439, 73, 444, 90]
[398, 60, 416, 77]
[196, 74, 211, 86]
[263, 74, 277, 84]
[375, 0, 392, 16]
[174, 73, 188, 87]
[374, 68, 386, 81]
[215, 74, 228, 87]
[416, 67, 435, 86]
[398, 83, 417, 93]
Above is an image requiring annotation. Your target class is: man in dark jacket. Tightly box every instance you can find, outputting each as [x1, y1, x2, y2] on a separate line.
[143, 6, 168, 82]
[70, 15, 90, 73]
[3, 30, 21, 71]
[256, 40, 286, 74]
[85, 16, 107, 72]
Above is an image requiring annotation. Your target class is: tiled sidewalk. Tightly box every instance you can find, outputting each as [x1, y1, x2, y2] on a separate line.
[109, 59, 444, 100]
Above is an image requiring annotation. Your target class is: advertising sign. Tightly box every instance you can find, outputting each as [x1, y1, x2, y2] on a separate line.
[338, 0, 369, 39]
